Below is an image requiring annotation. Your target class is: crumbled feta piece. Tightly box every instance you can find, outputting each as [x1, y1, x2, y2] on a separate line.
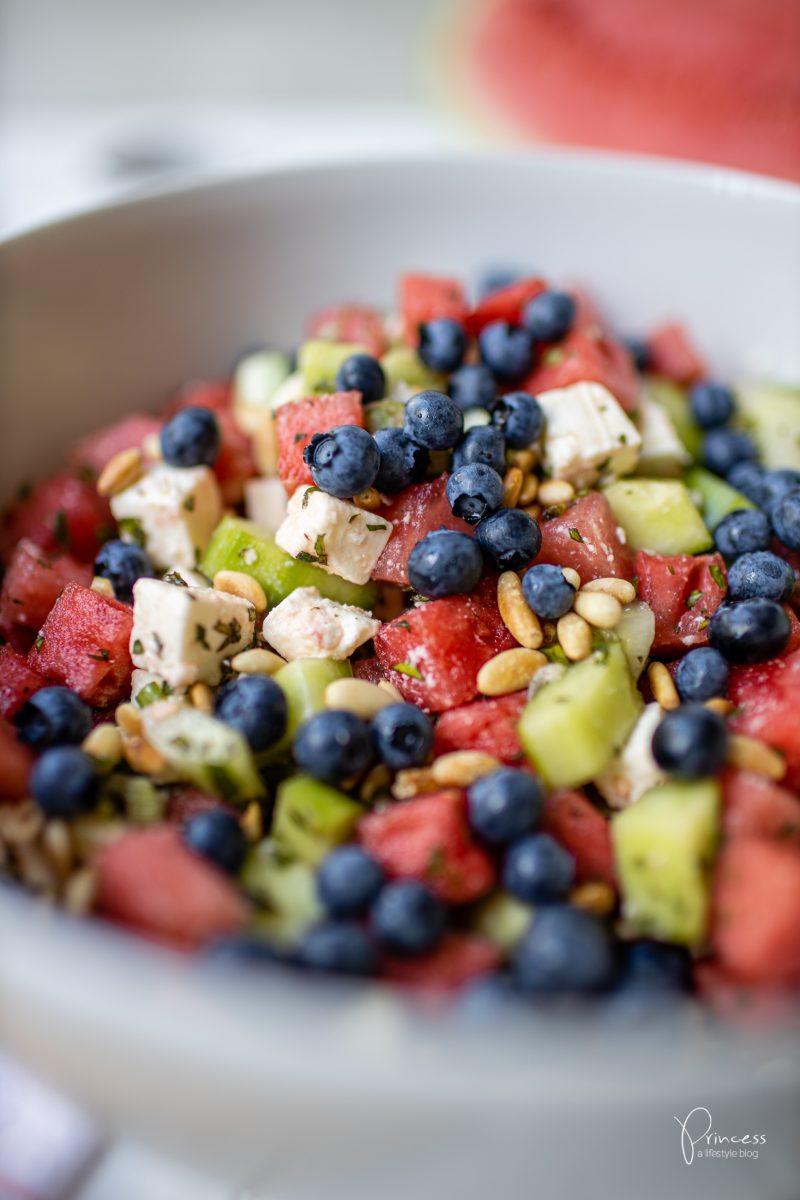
[161, 564, 211, 589]
[275, 488, 393, 586]
[245, 477, 289, 534]
[595, 703, 666, 809]
[538, 382, 642, 487]
[110, 464, 222, 570]
[130, 577, 255, 688]
[262, 586, 380, 661]
[636, 392, 691, 476]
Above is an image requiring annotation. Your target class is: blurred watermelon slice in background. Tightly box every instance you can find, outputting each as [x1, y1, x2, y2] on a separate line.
[449, 0, 800, 181]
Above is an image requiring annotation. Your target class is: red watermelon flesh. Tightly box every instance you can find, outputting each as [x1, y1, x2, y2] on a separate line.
[533, 492, 633, 582]
[275, 392, 363, 496]
[634, 551, 728, 657]
[68, 414, 162, 479]
[165, 379, 232, 415]
[0, 474, 112, 564]
[167, 788, 239, 825]
[373, 476, 473, 586]
[646, 324, 707, 385]
[399, 275, 468, 344]
[721, 769, 800, 846]
[525, 325, 640, 414]
[306, 303, 387, 358]
[0, 646, 49, 721]
[541, 789, 616, 887]
[0, 539, 92, 642]
[383, 934, 501, 994]
[433, 691, 527, 764]
[710, 839, 800, 986]
[0, 717, 34, 801]
[28, 582, 133, 708]
[464, 277, 546, 337]
[729, 650, 800, 790]
[352, 656, 386, 685]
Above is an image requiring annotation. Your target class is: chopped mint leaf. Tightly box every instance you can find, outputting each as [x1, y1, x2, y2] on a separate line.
[53, 510, 69, 549]
[348, 514, 359, 523]
[302, 486, 318, 508]
[34, 634, 45, 652]
[709, 563, 727, 591]
[87, 648, 110, 662]
[568, 527, 584, 543]
[392, 662, 423, 680]
[119, 518, 146, 548]
[686, 589, 703, 608]
[293, 432, 308, 443]
[132, 639, 144, 654]
[136, 680, 172, 708]
[183, 496, 196, 512]
[163, 571, 188, 588]
[394, 620, 411, 631]
[214, 617, 242, 652]
[366, 523, 387, 532]
[296, 551, 319, 564]
[314, 534, 328, 565]
[195, 624, 211, 650]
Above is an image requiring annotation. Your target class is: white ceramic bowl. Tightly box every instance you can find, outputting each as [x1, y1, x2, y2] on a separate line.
[1, 152, 799, 1200]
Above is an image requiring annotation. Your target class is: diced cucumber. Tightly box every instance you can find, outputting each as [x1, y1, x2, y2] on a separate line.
[233, 349, 291, 419]
[462, 407, 492, 431]
[380, 346, 446, 393]
[643, 376, 702, 460]
[635, 394, 691, 477]
[272, 775, 364, 865]
[615, 600, 655, 680]
[143, 706, 264, 802]
[263, 657, 352, 763]
[200, 516, 377, 610]
[470, 892, 532, 952]
[735, 382, 800, 470]
[612, 778, 720, 946]
[363, 399, 406, 432]
[603, 478, 712, 554]
[101, 774, 166, 824]
[685, 465, 754, 530]
[298, 340, 366, 393]
[241, 838, 323, 943]
[519, 639, 643, 789]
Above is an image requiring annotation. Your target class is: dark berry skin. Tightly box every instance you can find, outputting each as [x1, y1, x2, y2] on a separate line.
[727, 551, 796, 604]
[446, 463, 504, 524]
[31, 747, 98, 818]
[183, 809, 248, 875]
[160, 406, 220, 467]
[373, 428, 429, 493]
[522, 563, 575, 619]
[371, 703, 434, 771]
[418, 318, 468, 373]
[407, 529, 483, 598]
[502, 833, 575, 903]
[619, 940, 692, 993]
[522, 290, 576, 342]
[317, 846, 385, 917]
[478, 321, 535, 384]
[727, 461, 769, 508]
[475, 508, 541, 572]
[303, 425, 380, 498]
[370, 880, 446, 955]
[452, 426, 506, 475]
[448, 364, 496, 412]
[701, 428, 757, 479]
[651, 704, 729, 778]
[299, 922, 378, 976]
[467, 769, 544, 846]
[713, 509, 771, 559]
[293, 709, 375, 785]
[624, 337, 650, 373]
[214, 675, 288, 754]
[335, 354, 386, 404]
[772, 490, 800, 550]
[762, 471, 800, 516]
[490, 391, 544, 449]
[14, 686, 92, 749]
[93, 540, 156, 603]
[709, 598, 791, 664]
[403, 390, 464, 450]
[689, 381, 735, 430]
[512, 906, 616, 992]
[674, 647, 730, 703]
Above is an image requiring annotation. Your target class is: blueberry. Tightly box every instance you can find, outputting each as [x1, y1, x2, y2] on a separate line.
[701, 428, 757, 479]
[293, 709, 375, 785]
[477, 267, 520, 298]
[14, 686, 92, 749]
[727, 551, 796, 603]
[93, 539, 156, 603]
[689, 381, 735, 430]
[404, 389, 464, 451]
[334, 353, 386, 403]
[709, 598, 791, 663]
[458, 972, 524, 1019]
[762, 471, 800, 516]
[624, 337, 650, 373]
[373, 428, 429, 493]
[522, 290, 575, 342]
[452, 426, 506, 475]
[31, 747, 98, 817]
[490, 390, 544, 449]
[370, 880, 446, 955]
[503, 833, 575, 902]
[303, 425, 380, 498]
[772, 489, 800, 550]
[475, 508, 541, 572]
[521, 563, 575, 619]
[160, 406, 220, 467]
[183, 809, 248, 874]
[204, 934, 283, 968]
[651, 704, 728, 778]
[448, 364, 496, 412]
[726, 461, 769, 507]
[467, 768, 544, 845]
[621, 940, 692, 993]
[371, 703, 434, 770]
[214, 675, 288, 754]
[446, 463, 504, 524]
[317, 846, 385, 917]
[418, 318, 468, 373]
[478, 321, 535, 384]
[674, 647, 730, 703]
[407, 529, 483, 597]
[713, 509, 771, 558]
[512, 906, 616, 992]
[299, 921, 378, 976]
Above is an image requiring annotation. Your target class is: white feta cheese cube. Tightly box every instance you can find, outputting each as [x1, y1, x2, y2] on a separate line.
[130, 577, 255, 688]
[636, 392, 691, 477]
[110, 464, 222, 570]
[595, 703, 666, 809]
[275, 488, 393, 586]
[161, 564, 211, 589]
[245, 477, 289, 534]
[538, 382, 642, 487]
[262, 586, 380, 661]
[131, 668, 184, 705]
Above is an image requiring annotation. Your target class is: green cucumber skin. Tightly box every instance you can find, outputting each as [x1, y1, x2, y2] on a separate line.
[272, 775, 363, 865]
[685, 465, 754, 530]
[603, 478, 712, 555]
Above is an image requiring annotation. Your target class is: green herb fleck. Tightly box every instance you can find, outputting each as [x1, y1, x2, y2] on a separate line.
[301, 486, 318, 509]
[119, 518, 146, 548]
[392, 662, 423, 680]
[53, 510, 69, 549]
[366, 523, 387, 532]
[568, 527, 584, 543]
[207, 764, 238, 801]
[619, 433, 628, 445]
[425, 847, 447, 880]
[163, 571, 188, 588]
[34, 634, 45, 652]
[87, 648, 111, 662]
[666, 563, 675, 576]
[76, 464, 96, 484]
[697, 617, 709, 631]
[313, 534, 328, 565]
[183, 496, 196, 512]
[394, 620, 411, 631]
[136, 680, 173, 708]
[295, 551, 320, 564]
[132, 639, 144, 655]
[293, 432, 308, 444]
[709, 563, 727, 591]
[348, 513, 359, 523]
[195, 624, 211, 650]
[686, 589, 703, 608]
[214, 618, 242, 652]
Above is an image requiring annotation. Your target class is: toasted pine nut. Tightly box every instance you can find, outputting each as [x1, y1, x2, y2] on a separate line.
[231, 648, 286, 675]
[705, 697, 734, 717]
[82, 722, 123, 767]
[241, 802, 263, 843]
[538, 478, 575, 506]
[392, 767, 438, 800]
[0, 799, 43, 846]
[502, 466, 524, 508]
[507, 449, 536, 473]
[477, 647, 548, 696]
[16, 843, 56, 894]
[141, 431, 162, 461]
[570, 881, 616, 917]
[189, 682, 214, 714]
[647, 662, 680, 710]
[541, 619, 558, 647]
[122, 735, 170, 777]
[360, 763, 391, 804]
[64, 867, 96, 915]
[96, 447, 144, 497]
[727, 734, 786, 781]
[90, 576, 115, 599]
[377, 679, 404, 702]
[431, 751, 501, 788]
[521, 503, 542, 520]
[557, 612, 593, 661]
[116, 702, 143, 736]
[212, 569, 268, 614]
[561, 567, 581, 591]
[518, 474, 539, 507]
[353, 487, 383, 511]
[41, 820, 73, 878]
[497, 572, 543, 649]
[573, 590, 623, 629]
[325, 677, 395, 719]
[581, 576, 637, 606]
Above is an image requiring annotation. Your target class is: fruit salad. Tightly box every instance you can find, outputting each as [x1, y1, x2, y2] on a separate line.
[1, 272, 799, 1017]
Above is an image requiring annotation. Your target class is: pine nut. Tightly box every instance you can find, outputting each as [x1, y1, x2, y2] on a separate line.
[96, 447, 144, 497]
[0, 799, 43, 846]
[189, 682, 214, 714]
[41, 820, 73, 878]
[573, 590, 623, 629]
[16, 843, 56, 894]
[231, 648, 286, 675]
[324, 677, 395, 719]
[360, 763, 391, 804]
[705, 697, 734, 717]
[115, 702, 143, 736]
[477, 647, 548, 696]
[518, 474, 539, 507]
[581, 577, 637, 605]
[392, 767, 438, 800]
[521, 503, 542, 520]
[507, 449, 536, 473]
[122, 735, 170, 777]
[377, 679, 404, 702]
[497, 572, 543, 649]
[557, 612, 593, 661]
[212, 570, 268, 614]
[502, 466, 524, 508]
[727, 735, 786, 781]
[141, 431, 163, 462]
[241, 802, 263, 843]
[90, 576, 115, 599]
[431, 751, 501, 788]
[64, 867, 96, 915]
[561, 567, 581, 591]
[570, 881, 616, 917]
[541, 619, 558, 647]
[647, 662, 680, 710]
[538, 479, 575, 506]
[82, 723, 123, 767]
[353, 488, 383, 511]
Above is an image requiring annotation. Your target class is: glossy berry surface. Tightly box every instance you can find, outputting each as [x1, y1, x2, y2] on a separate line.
[709, 598, 791, 663]
[771, 490, 800, 550]
[31, 747, 98, 818]
[214, 675, 288, 754]
[701, 428, 757, 479]
[452, 426, 507, 475]
[293, 709, 375, 785]
[373, 428, 429, 493]
[15, 686, 92, 749]
[674, 647, 730, 702]
[762, 470, 800, 515]
[620, 940, 692, 993]
[407, 529, 483, 597]
[418, 318, 468, 373]
[475, 508, 541, 572]
[183, 809, 248, 875]
[512, 906, 616, 992]
[160, 406, 220, 467]
[299, 921, 378, 976]
[403, 390, 464, 450]
[478, 321, 535, 384]
[651, 704, 729, 778]
[448, 364, 496, 412]
[490, 391, 544, 449]
[522, 562, 575, 619]
[689, 381, 735, 429]
[522, 290, 575, 341]
[713, 509, 771, 560]
[446, 463, 504, 524]
[502, 832, 575, 902]
[726, 461, 768, 507]
[317, 846, 385, 917]
[93, 539, 156, 603]
[727, 551, 796, 604]
[303, 424, 380, 498]
[370, 880, 446, 955]
[371, 702, 434, 771]
[335, 353, 386, 403]
[467, 768, 544, 846]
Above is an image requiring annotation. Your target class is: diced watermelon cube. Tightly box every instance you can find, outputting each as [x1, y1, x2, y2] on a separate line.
[375, 577, 516, 712]
[634, 550, 728, 656]
[96, 825, 248, 947]
[729, 649, 800, 790]
[0, 539, 92, 643]
[433, 691, 527, 764]
[166, 379, 232, 415]
[0, 473, 112, 564]
[0, 646, 49, 721]
[382, 933, 501, 994]
[646, 323, 707, 384]
[28, 582, 133, 708]
[540, 789, 616, 886]
[275, 391, 363, 495]
[68, 414, 162, 479]
[464, 277, 546, 337]
[306, 303, 387, 358]
[166, 384, 257, 504]
[359, 789, 496, 904]
[710, 838, 800, 986]
[0, 717, 34, 800]
[533, 492, 633, 581]
[722, 769, 800, 845]
[694, 960, 798, 1029]
[525, 326, 640, 412]
[373, 476, 473, 586]
[399, 274, 468, 344]
[352, 656, 386, 685]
